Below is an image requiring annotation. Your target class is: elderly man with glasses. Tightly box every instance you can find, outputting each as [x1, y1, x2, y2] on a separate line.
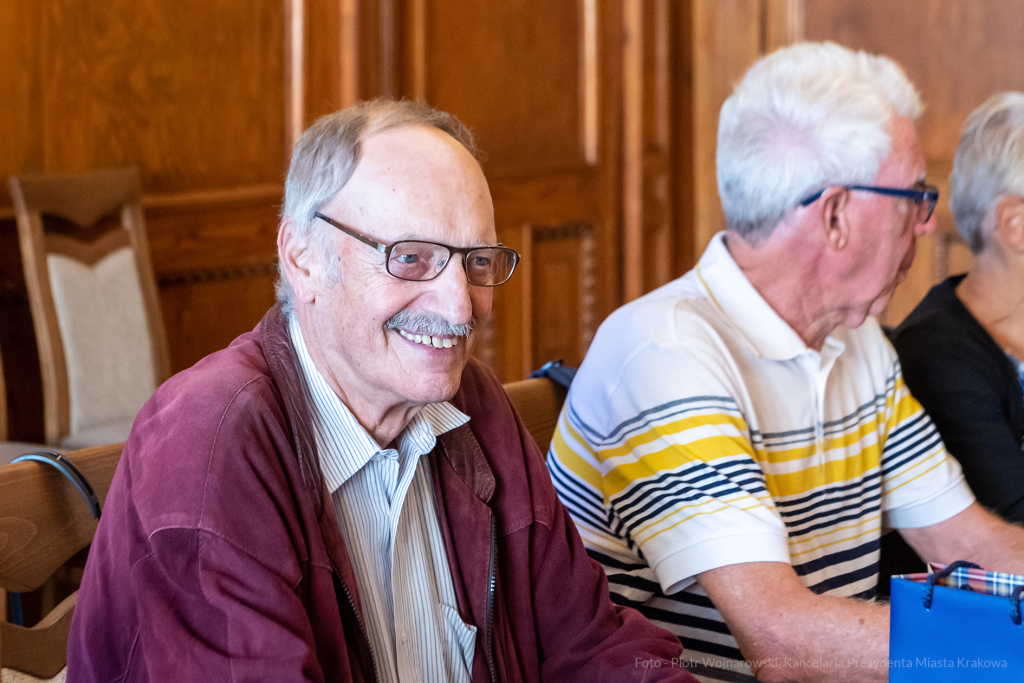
[68, 100, 695, 683]
[547, 42, 1024, 683]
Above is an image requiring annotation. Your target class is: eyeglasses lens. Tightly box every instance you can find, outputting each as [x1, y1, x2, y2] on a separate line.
[466, 248, 516, 286]
[387, 242, 516, 285]
[388, 242, 449, 281]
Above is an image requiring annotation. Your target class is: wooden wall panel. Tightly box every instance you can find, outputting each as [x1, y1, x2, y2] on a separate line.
[415, 0, 589, 174]
[639, 0, 677, 292]
[0, 218, 44, 442]
[159, 273, 278, 372]
[804, 0, 1024, 324]
[690, 0, 763, 258]
[392, 0, 623, 380]
[529, 223, 597, 365]
[144, 188, 282, 272]
[623, 0, 677, 300]
[0, 4, 41, 194]
[1, 0, 701, 436]
[0, 0, 290, 440]
[304, 0, 360, 124]
[146, 189, 281, 369]
[34, 1, 285, 190]
[672, 2, 696, 275]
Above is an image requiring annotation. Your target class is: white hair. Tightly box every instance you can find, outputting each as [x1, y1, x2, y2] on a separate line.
[276, 99, 478, 315]
[949, 92, 1024, 253]
[717, 41, 923, 245]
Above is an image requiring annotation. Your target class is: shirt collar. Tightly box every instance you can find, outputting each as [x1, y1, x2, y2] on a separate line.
[288, 316, 470, 492]
[696, 231, 843, 362]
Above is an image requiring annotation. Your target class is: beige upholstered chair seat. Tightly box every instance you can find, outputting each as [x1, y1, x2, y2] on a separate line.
[58, 420, 135, 451]
[1, 666, 67, 683]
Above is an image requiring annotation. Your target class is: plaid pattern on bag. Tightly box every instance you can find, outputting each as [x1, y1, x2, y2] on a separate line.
[896, 563, 1024, 598]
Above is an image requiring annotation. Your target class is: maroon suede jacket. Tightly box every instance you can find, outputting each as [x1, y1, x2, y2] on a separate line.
[67, 305, 695, 683]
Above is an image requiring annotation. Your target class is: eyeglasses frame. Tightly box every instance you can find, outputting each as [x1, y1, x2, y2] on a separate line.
[798, 183, 939, 223]
[313, 212, 520, 286]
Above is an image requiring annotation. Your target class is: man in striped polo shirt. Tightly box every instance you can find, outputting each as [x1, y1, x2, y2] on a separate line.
[548, 42, 1024, 683]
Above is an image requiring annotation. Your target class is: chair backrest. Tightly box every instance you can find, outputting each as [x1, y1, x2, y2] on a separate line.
[502, 376, 568, 454]
[0, 442, 122, 679]
[9, 168, 169, 448]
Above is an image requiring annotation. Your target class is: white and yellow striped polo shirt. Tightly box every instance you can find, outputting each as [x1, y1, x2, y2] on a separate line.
[547, 232, 974, 683]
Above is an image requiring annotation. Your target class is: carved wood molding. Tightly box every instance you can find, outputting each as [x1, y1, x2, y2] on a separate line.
[157, 258, 279, 287]
[3, 184, 283, 221]
[520, 220, 598, 372]
[142, 184, 283, 213]
[532, 221, 594, 243]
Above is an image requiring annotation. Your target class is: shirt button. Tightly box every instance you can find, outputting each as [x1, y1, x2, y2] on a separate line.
[401, 632, 408, 644]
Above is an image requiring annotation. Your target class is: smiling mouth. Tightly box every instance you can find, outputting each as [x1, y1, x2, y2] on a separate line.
[396, 328, 462, 349]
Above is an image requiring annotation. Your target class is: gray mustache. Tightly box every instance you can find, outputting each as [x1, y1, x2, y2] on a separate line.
[384, 310, 474, 337]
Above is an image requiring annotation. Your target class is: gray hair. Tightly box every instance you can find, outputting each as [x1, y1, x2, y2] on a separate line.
[949, 92, 1024, 253]
[717, 41, 923, 245]
[276, 99, 479, 312]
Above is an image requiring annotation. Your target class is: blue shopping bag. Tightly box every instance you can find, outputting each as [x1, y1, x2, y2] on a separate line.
[889, 561, 1024, 682]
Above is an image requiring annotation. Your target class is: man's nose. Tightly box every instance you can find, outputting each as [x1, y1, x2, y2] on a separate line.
[430, 255, 474, 322]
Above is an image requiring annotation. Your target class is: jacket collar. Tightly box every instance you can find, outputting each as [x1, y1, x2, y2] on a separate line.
[260, 304, 325, 512]
[258, 302, 495, 532]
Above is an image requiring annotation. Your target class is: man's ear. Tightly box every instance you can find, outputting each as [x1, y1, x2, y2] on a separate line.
[278, 219, 319, 304]
[994, 195, 1024, 253]
[820, 187, 851, 251]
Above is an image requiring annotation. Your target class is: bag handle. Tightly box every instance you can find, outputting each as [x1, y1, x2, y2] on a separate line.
[11, 449, 102, 519]
[1011, 585, 1024, 626]
[921, 560, 981, 609]
[6, 449, 102, 627]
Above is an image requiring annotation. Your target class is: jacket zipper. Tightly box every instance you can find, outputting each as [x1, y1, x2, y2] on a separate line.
[335, 568, 379, 683]
[485, 515, 497, 683]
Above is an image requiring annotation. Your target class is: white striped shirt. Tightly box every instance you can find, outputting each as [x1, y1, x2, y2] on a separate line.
[290, 318, 476, 683]
[548, 233, 974, 682]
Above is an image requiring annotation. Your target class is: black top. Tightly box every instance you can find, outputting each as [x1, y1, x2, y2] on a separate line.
[892, 275, 1024, 522]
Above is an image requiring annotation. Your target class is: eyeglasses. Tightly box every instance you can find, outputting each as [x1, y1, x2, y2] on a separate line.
[314, 212, 520, 286]
[799, 183, 939, 224]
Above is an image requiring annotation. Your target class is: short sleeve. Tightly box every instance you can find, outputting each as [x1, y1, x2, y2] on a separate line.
[549, 309, 790, 595]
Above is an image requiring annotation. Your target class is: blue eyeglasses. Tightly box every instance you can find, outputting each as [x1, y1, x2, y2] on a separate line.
[799, 183, 939, 224]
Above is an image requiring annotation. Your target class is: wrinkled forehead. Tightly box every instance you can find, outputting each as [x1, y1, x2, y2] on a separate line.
[337, 125, 496, 244]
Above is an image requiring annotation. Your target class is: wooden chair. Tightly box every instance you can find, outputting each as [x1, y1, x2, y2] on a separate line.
[503, 376, 569, 453]
[9, 168, 169, 449]
[0, 443, 122, 681]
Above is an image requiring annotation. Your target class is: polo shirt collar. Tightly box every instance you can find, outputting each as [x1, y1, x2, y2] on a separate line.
[287, 316, 470, 493]
[695, 231, 841, 362]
